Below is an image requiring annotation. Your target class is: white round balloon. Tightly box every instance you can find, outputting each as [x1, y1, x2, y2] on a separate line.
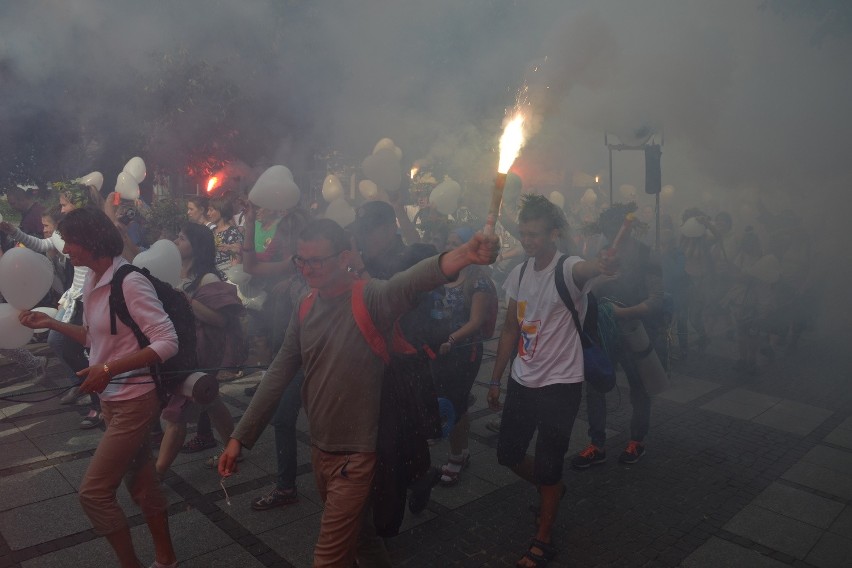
[324, 198, 356, 228]
[115, 171, 141, 200]
[0, 304, 34, 349]
[362, 149, 402, 193]
[372, 138, 396, 155]
[133, 240, 182, 288]
[581, 188, 598, 206]
[225, 264, 252, 286]
[31, 306, 58, 333]
[124, 157, 147, 183]
[78, 171, 104, 191]
[358, 180, 379, 200]
[248, 166, 300, 211]
[0, 248, 55, 310]
[548, 191, 565, 210]
[321, 175, 344, 203]
[430, 177, 461, 216]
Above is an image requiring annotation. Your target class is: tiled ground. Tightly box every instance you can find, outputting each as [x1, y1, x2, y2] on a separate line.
[1, 327, 851, 567]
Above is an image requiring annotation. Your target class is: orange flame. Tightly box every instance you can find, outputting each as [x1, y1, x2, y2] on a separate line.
[498, 111, 525, 173]
[206, 176, 219, 193]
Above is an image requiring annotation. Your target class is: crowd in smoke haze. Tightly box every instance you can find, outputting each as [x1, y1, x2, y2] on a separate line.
[2, 0, 851, 318]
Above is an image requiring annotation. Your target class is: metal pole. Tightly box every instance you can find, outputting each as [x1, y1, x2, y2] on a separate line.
[655, 192, 661, 252]
[608, 146, 613, 205]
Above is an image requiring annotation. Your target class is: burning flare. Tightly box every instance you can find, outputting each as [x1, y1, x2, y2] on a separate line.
[206, 176, 219, 193]
[498, 111, 526, 174]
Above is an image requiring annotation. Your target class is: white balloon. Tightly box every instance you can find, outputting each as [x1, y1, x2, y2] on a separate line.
[324, 198, 356, 228]
[78, 171, 104, 191]
[430, 177, 461, 216]
[372, 138, 396, 155]
[133, 240, 181, 288]
[248, 166, 300, 211]
[321, 175, 344, 203]
[581, 188, 598, 205]
[225, 264, 252, 286]
[362, 148, 402, 193]
[680, 217, 706, 238]
[124, 157, 147, 183]
[50, 231, 65, 255]
[31, 306, 58, 333]
[0, 248, 55, 310]
[0, 304, 34, 349]
[548, 191, 565, 210]
[115, 171, 141, 200]
[661, 185, 675, 198]
[358, 180, 379, 200]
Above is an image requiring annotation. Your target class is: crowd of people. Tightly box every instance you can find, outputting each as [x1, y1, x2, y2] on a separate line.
[0, 176, 817, 567]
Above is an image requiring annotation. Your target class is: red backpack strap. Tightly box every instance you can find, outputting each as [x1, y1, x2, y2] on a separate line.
[298, 290, 317, 323]
[350, 280, 391, 365]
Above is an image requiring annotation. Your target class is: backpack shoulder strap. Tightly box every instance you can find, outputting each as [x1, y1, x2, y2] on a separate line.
[553, 254, 590, 348]
[297, 283, 391, 365]
[350, 280, 390, 365]
[109, 264, 150, 347]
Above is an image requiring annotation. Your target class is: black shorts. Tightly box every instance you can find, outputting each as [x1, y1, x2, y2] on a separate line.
[496, 378, 582, 486]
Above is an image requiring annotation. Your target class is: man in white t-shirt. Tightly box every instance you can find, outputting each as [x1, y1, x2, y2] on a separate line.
[487, 195, 612, 568]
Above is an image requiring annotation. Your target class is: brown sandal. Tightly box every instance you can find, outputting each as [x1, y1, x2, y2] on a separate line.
[439, 453, 470, 486]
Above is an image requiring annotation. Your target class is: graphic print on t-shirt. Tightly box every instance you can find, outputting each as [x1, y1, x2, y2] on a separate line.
[516, 299, 540, 361]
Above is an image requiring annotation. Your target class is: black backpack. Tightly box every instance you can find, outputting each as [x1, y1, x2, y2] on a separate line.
[109, 264, 197, 400]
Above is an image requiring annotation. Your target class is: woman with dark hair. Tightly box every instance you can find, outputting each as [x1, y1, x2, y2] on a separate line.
[157, 223, 245, 470]
[429, 226, 496, 486]
[18, 207, 179, 568]
[207, 195, 244, 272]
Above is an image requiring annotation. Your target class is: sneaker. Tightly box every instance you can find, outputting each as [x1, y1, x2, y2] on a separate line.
[619, 440, 645, 464]
[80, 411, 104, 429]
[251, 487, 298, 511]
[181, 434, 217, 453]
[31, 356, 49, 385]
[204, 450, 244, 469]
[571, 444, 607, 469]
[59, 385, 84, 405]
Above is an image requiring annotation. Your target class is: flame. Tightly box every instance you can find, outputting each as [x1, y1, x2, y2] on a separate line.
[206, 176, 219, 193]
[498, 111, 525, 173]
[410, 166, 419, 180]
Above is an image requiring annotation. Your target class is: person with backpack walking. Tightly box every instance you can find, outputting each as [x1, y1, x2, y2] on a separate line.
[487, 195, 612, 568]
[18, 207, 179, 568]
[429, 226, 498, 486]
[571, 203, 666, 470]
[219, 218, 498, 567]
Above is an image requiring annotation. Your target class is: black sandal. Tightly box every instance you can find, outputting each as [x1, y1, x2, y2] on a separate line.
[516, 539, 557, 568]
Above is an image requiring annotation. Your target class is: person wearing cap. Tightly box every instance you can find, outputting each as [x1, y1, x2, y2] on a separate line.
[219, 218, 499, 567]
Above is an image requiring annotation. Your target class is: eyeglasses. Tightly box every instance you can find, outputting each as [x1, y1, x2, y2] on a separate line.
[292, 252, 341, 270]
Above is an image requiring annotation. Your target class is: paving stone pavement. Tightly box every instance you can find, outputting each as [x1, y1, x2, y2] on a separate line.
[1, 326, 851, 567]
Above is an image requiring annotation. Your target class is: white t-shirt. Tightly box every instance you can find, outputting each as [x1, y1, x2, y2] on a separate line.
[504, 253, 589, 388]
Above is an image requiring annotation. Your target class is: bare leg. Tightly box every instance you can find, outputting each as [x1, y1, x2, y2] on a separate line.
[156, 421, 187, 476]
[104, 526, 143, 568]
[448, 413, 470, 456]
[145, 510, 177, 566]
[207, 398, 235, 441]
